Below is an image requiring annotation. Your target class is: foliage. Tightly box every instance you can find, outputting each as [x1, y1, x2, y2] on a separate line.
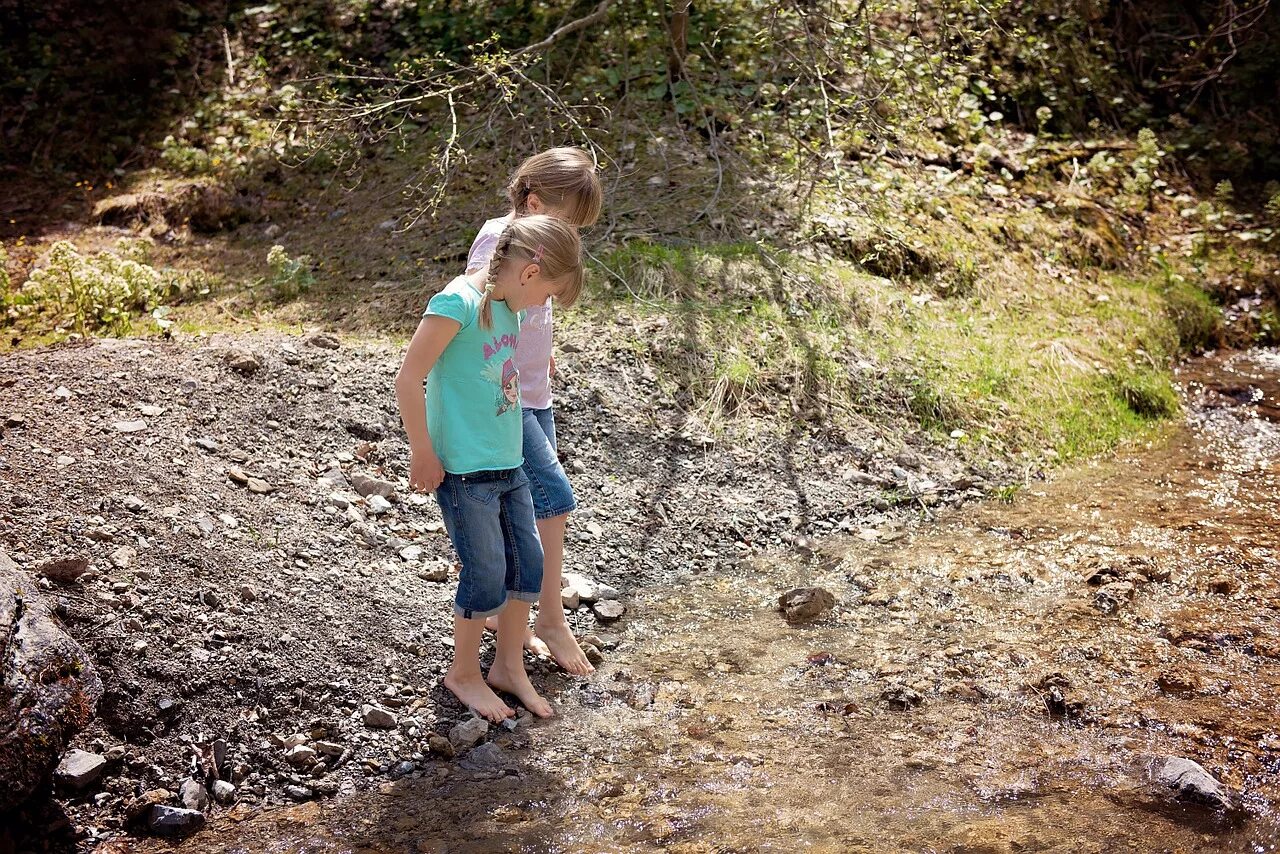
[266, 245, 314, 300]
[14, 241, 184, 335]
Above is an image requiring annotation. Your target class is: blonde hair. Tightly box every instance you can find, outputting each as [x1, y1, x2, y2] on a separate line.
[507, 147, 603, 227]
[480, 214, 584, 329]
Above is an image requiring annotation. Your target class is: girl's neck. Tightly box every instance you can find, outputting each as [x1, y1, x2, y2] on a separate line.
[465, 269, 510, 303]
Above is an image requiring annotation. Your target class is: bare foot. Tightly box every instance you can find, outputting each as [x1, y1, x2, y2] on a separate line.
[443, 669, 513, 723]
[483, 617, 552, 659]
[534, 616, 595, 676]
[487, 661, 555, 718]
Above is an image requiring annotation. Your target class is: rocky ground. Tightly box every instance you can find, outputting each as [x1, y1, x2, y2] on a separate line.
[0, 323, 992, 850]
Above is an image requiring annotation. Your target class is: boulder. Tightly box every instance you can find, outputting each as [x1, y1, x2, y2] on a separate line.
[0, 551, 104, 811]
[1149, 756, 1233, 810]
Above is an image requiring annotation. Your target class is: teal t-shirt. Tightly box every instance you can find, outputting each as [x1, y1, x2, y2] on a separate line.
[424, 277, 524, 474]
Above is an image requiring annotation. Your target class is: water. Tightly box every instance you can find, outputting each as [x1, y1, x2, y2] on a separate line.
[105, 350, 1280, 853]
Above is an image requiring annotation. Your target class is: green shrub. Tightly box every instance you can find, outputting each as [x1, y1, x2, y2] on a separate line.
[18, 241, 176, 335]
[266, 245, 314, 299]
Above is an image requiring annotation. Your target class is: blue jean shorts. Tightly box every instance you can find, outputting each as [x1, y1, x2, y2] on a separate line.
[435, 468, 544, 619]
[521, 407, 577, 519]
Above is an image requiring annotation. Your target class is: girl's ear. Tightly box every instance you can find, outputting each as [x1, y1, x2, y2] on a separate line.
[526, 193, 544, 214]
[520, 262, 540, 286]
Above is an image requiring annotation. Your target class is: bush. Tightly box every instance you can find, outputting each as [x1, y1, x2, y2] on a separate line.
[17, 242, 176, 335]
[266, 245, 314, 299]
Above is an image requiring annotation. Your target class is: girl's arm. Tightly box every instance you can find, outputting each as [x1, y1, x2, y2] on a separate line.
[395, 315, 461, 492]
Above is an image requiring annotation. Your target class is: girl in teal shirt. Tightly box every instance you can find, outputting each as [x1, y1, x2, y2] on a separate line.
[395, 215, 584, 723]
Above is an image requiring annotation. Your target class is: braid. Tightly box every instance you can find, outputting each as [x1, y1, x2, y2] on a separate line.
[479, 230, 511, 330]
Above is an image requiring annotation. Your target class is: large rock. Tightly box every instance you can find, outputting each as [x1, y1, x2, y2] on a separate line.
[0, 551, 104, 811]
[1149, 756, 1233, 810]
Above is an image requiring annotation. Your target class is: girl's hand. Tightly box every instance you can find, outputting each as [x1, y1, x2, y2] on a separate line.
[409, 449, 444, 493]
[549, 354, 557, 378]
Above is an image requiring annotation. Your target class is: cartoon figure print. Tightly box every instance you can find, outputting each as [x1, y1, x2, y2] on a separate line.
[496, 357, 520, 415]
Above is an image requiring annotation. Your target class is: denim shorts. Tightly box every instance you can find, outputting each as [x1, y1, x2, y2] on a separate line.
[435, 468, 544, 619]
[521, 407, 577, 519]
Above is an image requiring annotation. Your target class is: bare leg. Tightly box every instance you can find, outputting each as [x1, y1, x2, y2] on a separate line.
[487, 600, 554, 717]
[443, 613, 513, 723]
[532, 514, 594, 675]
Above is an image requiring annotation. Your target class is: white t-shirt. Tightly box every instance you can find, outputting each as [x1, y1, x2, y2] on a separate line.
[466, 215, 555, 411]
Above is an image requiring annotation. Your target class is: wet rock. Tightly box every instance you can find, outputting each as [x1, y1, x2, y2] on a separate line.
[1157, 667, 1202, 695]
[361, 705, 397, 729]
[225, 348, 262, 374]
[147, 804, 206, 837]
[54, 750, 107, 791]
[1149, 756, 1233, 810]
[179, 778, 209, 811]
[1094, 581, 1134, 615]
[593, 599, 626, 622]
[778, 587, 836, 622]
[881, 684, 925, 709]
[428, 734, 456, 758]
[448, 717, 489, 750]
[1031, 673, 1085, 718]
[1205, 575, 1237, 596]
[211, 780, 236, 805]
[352, 472, 396, 499]
[583, 643, 605, 666]
[284, 785, 315, 801]
[460, 742, 514, 773]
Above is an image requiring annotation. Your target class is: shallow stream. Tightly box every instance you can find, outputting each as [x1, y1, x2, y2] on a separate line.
[111, 349, 1280, 853]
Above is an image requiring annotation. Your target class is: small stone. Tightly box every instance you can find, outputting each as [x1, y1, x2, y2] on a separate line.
[195, 437, 219, 452]
[305, 331, 341, 350]
[286, 745, 317, 766]
[148, 804, 206, 837]
[583, 643, 605, 666]
[238, 584, 257, 603]
[55, 750, 108, 791]
[417, 562, 450, 583]
[448, 716, 489, 750]
[362, 705, 397, 729]
[561, 588, 580, 610]
[778, 587, 836, 622]
[225, 348, 262, 374]
[596, 583, 620, 600]
[122, 494, 147, 512]
[351, 472, 396, 499]
[247, 477, 275, 495]
[211, 780, 236, 805]
[227, 467, 249, 485]
[314, 741, 345, 758]
[1206, 576, 1237, 596]
[124, 788, 170, 822]
[110, 546, 137, 569]
[179, 778, 209, 812]
[283, 785, 314, 802]
[1095, 581, 1134, 615]
[367, 495, 392, 515]
[113, 420, 148, 433]
[563, 572, 600, 603]
[35, 556, 91, 584]
[318, 467, 349, 490]
[428, 734, 455, 758]
[592, 599, 626, 622]
[399, 545, 424, 562]
[54, 386, 73, 400]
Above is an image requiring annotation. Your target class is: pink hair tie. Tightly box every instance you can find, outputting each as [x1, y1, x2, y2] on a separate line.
[532, 244, 545, 263]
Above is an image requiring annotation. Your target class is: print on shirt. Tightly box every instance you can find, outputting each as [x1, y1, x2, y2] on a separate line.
[481, 348, 521, 417]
